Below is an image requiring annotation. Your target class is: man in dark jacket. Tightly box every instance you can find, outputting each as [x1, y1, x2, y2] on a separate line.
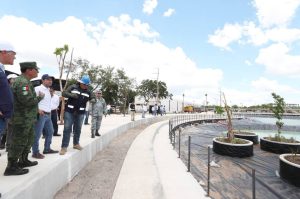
[0, 42, 15, 138]
[59, 75, 95, 155]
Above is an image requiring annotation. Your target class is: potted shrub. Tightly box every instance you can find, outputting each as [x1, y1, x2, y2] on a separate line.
[213, 93, 253, 157]
[260, 93, 300, 154]
[279, 152, 300, 187]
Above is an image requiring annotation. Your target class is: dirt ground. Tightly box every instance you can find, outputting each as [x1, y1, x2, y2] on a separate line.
[55, 124, 149, 199]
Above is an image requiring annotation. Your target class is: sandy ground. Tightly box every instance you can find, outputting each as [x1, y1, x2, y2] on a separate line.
[54, 124, 149, 199]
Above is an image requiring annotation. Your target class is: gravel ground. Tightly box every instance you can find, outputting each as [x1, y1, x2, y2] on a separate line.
[55, 124, 149, 199]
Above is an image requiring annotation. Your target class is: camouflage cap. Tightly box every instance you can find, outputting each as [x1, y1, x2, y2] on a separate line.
[19, 62, 39, 71]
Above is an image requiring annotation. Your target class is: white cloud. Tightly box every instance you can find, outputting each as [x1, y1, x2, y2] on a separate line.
[251, 77, 298, 93]
[163, 8, 175, 17]
[208, 23, 243, 50]
[243, 21, 268, 46]
[255, 43, 300, 77]
[252, 0, 300, 28]
[265, 27, 300, 43]
[220, 77, 300, 106]
[245, 60, 252, 66]
[143, 0, 158, 15]
[0, 14, 222, 101]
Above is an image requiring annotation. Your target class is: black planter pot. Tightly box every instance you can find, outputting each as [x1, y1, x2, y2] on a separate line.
[234, 133, 259, 144]
[213, 137, 253, 158]
[260, 137, 300, 154]
[279, 154, 300, 187]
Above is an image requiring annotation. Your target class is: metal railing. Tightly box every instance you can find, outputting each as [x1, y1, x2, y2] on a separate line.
[168, 114, 257, 199]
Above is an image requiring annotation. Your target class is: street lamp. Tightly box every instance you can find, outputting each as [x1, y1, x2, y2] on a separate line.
[205, 93, 207, 112]
[182, 93, 185, 113]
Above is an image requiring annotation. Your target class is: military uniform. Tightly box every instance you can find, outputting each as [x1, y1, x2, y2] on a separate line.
[4, 62, 42, 176]
[90, 96, 106, 138]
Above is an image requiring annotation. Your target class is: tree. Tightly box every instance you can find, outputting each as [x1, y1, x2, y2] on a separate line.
[270, 92, 285, 136]
[137, 79, 169, 103]
[115, 69, 136, 115]
[223, 93, 233, 142]
[54, 44, 74, 124]
[71, 61, 136, 113]
[215, 105, 224, 115]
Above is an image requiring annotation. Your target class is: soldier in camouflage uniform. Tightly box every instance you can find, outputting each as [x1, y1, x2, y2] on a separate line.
[4, 62, 44, 176]
[90, 90, 107, 138]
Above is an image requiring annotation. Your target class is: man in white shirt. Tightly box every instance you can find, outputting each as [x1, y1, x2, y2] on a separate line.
[32, 74, 58, 159]
[50, 87, 61, 136]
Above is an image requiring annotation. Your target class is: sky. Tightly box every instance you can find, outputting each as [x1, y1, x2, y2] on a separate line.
[1, 0, 300, 106]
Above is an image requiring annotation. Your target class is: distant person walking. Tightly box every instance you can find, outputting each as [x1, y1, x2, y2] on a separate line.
[5, 62, 44, 176]
[59, 75, 95, 155]
[106, 104, 111, 115]
[141, 103, 147, 118]
[129, 102, 135, 121]
[90, 90, 107, 138]
[0, 42, 15, 141]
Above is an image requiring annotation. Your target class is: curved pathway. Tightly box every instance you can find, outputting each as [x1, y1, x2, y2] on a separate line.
[55, 124, 150, 199]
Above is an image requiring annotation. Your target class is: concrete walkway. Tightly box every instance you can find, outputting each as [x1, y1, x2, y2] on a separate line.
[112, 121, 209, 199]
[0, 114, 209, 199]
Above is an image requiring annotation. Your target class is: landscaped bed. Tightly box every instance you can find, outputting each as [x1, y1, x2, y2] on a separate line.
[174, 120, 300, 199]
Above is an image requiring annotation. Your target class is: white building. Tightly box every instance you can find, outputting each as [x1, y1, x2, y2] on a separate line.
[134, 96, 183, 113]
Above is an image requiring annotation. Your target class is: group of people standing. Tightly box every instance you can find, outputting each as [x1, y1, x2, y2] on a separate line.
[0, 42, 107, 176]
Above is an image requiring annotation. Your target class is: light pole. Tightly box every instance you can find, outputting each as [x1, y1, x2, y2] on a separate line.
[182, 93, 185, 113]
[205, 93, 207, 112]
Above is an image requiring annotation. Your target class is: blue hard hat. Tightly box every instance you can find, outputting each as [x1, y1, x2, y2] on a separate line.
[78, 75, 90, 85]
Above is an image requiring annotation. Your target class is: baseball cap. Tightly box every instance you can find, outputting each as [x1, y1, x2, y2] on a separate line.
[42, 74, 54, 80]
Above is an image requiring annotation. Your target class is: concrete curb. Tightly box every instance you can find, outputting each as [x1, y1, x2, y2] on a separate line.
[0, 115, 169, 199]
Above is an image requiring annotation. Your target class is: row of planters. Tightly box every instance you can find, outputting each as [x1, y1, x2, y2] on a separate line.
[213, 93, 300, 187]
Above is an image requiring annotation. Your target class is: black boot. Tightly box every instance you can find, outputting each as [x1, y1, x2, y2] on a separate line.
[95, 130, 101, 136]
[18, 153, 38, 168]
[91, 130, 95, 138]
[4, 160, 29, 176]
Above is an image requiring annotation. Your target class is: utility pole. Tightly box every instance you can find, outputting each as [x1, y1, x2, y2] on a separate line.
[182, 93, 185, 112]
[220, 89, 223, 107]
[154, 68, 159, 105]
[205, 93, 208, 112]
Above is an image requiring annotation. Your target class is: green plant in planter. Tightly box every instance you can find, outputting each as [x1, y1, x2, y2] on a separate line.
[270, 92, 285, 141]
[216, 93, 248, 144]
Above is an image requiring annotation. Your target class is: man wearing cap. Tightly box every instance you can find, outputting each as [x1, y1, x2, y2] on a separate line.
[59, 75, 96, 155]
[32, 74, 58, 159]
[0, 42, 16, 140]
[4, 62, 44, 176]
[90, 89, 107, 138]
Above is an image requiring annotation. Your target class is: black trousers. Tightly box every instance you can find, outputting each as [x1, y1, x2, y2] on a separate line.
[51, 110, 58, 135]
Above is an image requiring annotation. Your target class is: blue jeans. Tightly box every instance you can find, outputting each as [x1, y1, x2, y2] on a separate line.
[61, 111, 85, 148]
[0, 118, 7, 137]
[32, 114, 54, 154]
[84, 111, 89, 124]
